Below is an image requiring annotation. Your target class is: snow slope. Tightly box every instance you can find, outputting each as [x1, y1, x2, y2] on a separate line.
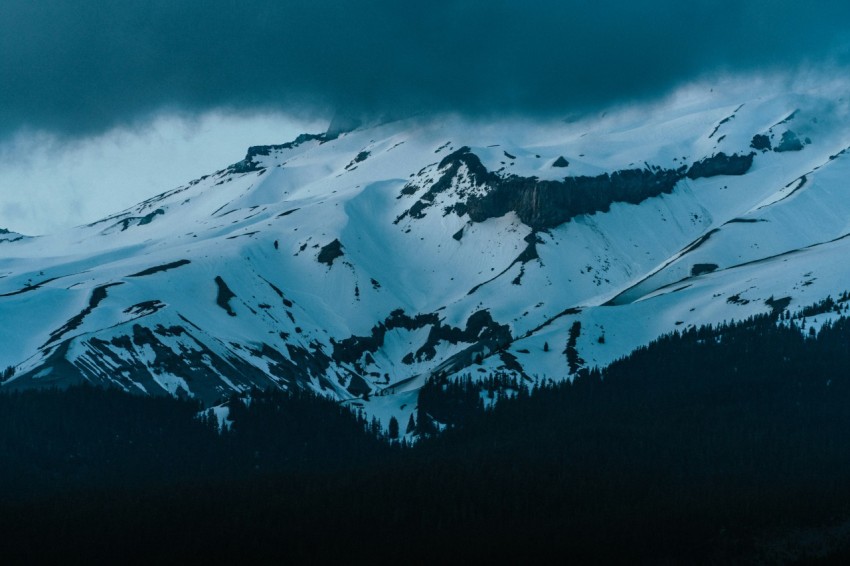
[2, 80, 850, 429]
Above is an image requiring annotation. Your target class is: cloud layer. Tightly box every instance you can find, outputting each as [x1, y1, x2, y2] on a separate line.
[0, 112, 320, 234]
[2, 0, 849, 138]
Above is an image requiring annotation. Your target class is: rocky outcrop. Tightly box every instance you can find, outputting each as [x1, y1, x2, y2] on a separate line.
[686, 152, 754, 179]
[114, 208, 164, 231]
[331, 310, 441, 366]
[403, 147, 755, 231]
[415, 310, 511, 363]
[775, 131, 804, 152]
[129, 259, 191, 278]
[750, 134, 772, 151]
[43, 283, 124, 347]
[691, 263, 719, 276]
[467, 167, 684, 230]
[317, 239, 344, 266]
[214, 276, 236, 316]
[228, 133, 329, 173]
[11, 323, 287, 404]
[331, 309, 511, 371]
[247, 341, 334, 392]
[396, 147, 491, 222]
[345, 151, 371, 170]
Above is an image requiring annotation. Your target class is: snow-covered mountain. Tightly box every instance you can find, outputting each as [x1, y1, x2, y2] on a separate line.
[2, 81, 850, 428]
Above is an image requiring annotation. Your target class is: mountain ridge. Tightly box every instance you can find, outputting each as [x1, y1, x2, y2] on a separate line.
[2, 83, 849, 429]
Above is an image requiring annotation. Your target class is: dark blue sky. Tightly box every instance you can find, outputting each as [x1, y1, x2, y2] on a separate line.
[1, 0, 849, 140]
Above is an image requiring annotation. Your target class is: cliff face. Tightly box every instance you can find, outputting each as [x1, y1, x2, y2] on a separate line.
[417, 147, 753, 231]
[467, 168, 685, 230]
[686, 152, 755, 179]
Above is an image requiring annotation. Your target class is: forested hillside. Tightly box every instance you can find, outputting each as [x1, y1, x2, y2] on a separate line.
[2, 303, 850, 562]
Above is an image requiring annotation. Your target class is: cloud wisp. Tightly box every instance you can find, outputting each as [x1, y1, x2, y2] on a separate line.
[1, 0, 849, 140]
[0, 111, 321, 235]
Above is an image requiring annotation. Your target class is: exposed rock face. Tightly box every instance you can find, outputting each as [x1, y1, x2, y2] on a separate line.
[415, 309, 511, 363]
[10, 323, 292, 403]
[402, 147, 755, 231]
[247, 341, 336, 392]
[750, 134, 772, 151]
[43, 283, 124, 348]
[115, 209, 164, 231]
[317, 239, 344, 266]
[345, 151, 371, 170]
[691, 263, 719, 276]
[228, 133, 329, 173]
[686, 152, 755, 179]
[397, 146, 490, 222]
[129, 260, 191, 278]
[775, 130, 804, 152]
[0, 233, 25, 243]
[331, 309, 511, 373]
[552, 156, 570, 168]
[467, 167, 684, 230]
[214, 276, 237, 316]
[331, 310, 441, 366]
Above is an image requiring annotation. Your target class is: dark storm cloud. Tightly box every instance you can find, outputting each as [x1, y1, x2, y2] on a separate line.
[1, 0, 849, 137]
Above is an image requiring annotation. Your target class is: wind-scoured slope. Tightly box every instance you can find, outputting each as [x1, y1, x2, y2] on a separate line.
[2, 84, 849, 426]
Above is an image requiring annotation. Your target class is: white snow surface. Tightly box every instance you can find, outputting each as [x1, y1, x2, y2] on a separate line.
[2, 81, 850, 426]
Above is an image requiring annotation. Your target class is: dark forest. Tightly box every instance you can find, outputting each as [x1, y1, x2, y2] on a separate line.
[3, 305, 850, 563]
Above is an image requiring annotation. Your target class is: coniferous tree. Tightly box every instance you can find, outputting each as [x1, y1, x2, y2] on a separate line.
[388, 416, 399, 439]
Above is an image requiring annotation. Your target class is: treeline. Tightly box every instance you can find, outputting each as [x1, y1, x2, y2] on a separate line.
[4, 311, 850, 562]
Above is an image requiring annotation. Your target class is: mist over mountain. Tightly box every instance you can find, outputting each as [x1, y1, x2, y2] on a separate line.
[5, 1, 849, 240]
